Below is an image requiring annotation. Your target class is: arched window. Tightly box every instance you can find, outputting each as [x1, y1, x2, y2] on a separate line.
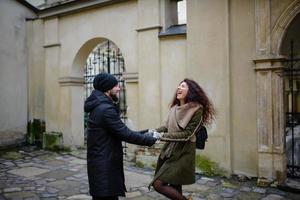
[84, 40, 127, 132]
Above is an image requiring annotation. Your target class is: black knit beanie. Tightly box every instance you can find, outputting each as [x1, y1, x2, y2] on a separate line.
[93, 73, 118, 92]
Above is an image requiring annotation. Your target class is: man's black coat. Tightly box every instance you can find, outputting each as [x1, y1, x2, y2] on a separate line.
[84, 90, 156, 197]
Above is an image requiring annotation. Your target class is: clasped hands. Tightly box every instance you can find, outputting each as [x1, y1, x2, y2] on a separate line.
[146, 129, 163, 139]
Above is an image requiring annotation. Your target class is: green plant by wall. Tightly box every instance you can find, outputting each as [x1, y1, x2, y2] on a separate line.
[42, 132, 63, 151]
[0, 151, 23, 160]
[135, 160, 145, 168]
[45, 145, 72, 153]
[151, 162, 157, 169]
[27, 119, 45, 146]
[196, 154, 226, 177]
[61, 146, 72, 152]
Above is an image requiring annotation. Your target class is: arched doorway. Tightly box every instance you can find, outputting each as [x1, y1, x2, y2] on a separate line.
[66, 38, 127, 147]
[83, 40, 127, 140]
[281, 13, 300, 179]
[254, 1, 300, 183]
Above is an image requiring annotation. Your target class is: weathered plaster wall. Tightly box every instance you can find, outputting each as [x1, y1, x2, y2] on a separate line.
[160, 36, 186, 122]
[229, 0, 257, 176]
[0, 0, 36, 147]
[186, 0, 232, 173]
[22, 0, 299, 180]
[41, 1, 139, 146]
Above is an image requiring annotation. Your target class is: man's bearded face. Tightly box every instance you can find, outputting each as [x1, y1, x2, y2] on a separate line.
[108, 85, 120, 102]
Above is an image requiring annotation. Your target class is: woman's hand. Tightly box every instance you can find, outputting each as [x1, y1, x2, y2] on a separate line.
[147, 129, 163, 139]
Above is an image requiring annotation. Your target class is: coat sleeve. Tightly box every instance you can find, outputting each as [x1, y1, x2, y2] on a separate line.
[103, 106, 157, 146]
[156, 126, 168, 133]
[160, 108, 202, 141]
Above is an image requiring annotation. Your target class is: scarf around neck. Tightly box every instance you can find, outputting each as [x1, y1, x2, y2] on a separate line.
[159, 102, 201, 159]
[165, 102, 201, 132]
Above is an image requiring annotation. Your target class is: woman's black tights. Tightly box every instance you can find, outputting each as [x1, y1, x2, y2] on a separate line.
[153, 179, 187, 200]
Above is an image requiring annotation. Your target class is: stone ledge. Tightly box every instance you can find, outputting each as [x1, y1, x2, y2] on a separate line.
[122, 72, 138, 83]
[43, 43, 61, 48]
[58, 77, 84, 86]
[136, 25, 162, 32]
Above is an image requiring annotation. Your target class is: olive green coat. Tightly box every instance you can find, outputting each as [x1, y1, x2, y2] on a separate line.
[150, 106, 203, 186]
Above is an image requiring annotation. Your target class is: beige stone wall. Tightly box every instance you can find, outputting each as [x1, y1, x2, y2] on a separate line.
[253, 0, 300, 181]
[22, 0, 300, 180]
[124, 79, 140, 130]
[137, 0, 161, 129]
[0, 0, 36, 146]
[27, 19, 45, 121]
[185, 0, 293, 178]
[187, 0, 232, 173]
[160, 36, 187, 122]
[229, 0, 257, 176]
[41, 1, 139, 147]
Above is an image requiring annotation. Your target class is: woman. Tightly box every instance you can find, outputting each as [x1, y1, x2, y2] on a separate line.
[150, 78, 215, 200]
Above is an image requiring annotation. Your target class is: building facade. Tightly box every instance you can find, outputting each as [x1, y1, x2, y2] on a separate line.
[1, 0, 300, 182]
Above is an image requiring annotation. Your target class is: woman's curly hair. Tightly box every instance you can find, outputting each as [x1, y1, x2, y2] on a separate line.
[170, 78, 216, 126]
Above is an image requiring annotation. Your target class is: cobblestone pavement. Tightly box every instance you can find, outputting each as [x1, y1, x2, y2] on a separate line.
[0, 146, 300, 200]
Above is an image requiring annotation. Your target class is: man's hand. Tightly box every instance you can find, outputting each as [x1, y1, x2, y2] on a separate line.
[147, 129, 163, 139]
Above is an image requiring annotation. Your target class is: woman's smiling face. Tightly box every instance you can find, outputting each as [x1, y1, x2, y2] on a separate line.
[176, 81, 189, 103]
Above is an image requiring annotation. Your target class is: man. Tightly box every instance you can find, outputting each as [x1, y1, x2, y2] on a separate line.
[84, 73, 157, 200]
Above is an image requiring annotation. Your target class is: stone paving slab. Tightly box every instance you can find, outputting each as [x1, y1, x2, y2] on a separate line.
[45, 160, 67, 167]
[124, 196, 155, 200]
[69, 158, 86, 165]
[0, 146, 300, 200]
[65, 194, 91, 200]
[48, 180, 81, 196]
[125, 171, 153, 189]
[3, 191, 39, 200]
[285, 178, 300, 191]
[7, 167, 50, 178]
[37, 169, 77, 180]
